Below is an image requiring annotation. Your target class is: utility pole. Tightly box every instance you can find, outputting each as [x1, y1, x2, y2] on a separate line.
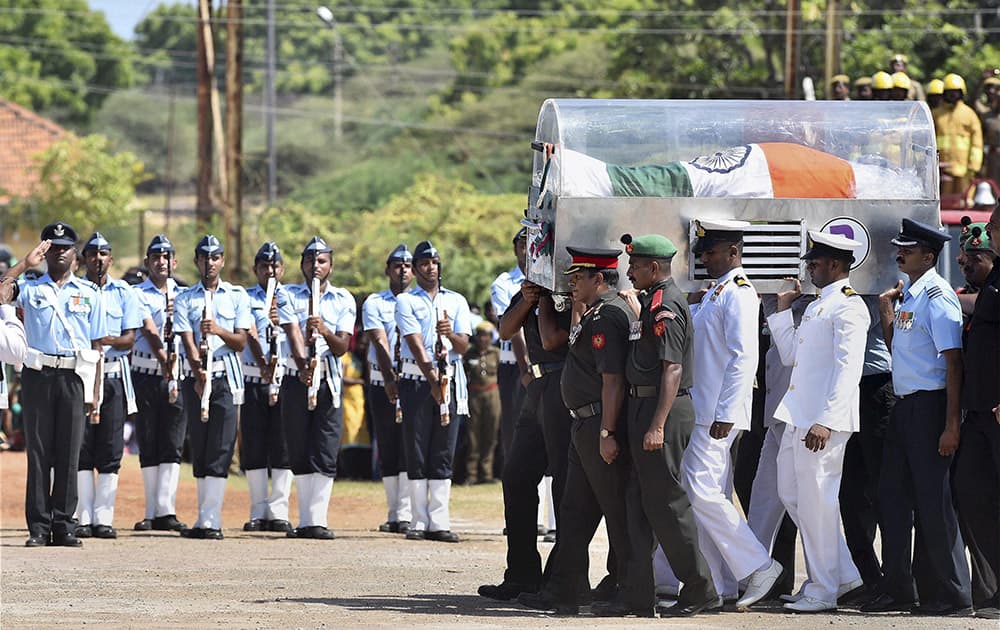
[784, 0, 800, 99]
[165, 89, 176, 233]
[265, 0, 276, 204]
[824, 0, 842, 95]
[195, 0, 213, 231]
[317, 6, 343, 141]
[225, 0, 244, 277]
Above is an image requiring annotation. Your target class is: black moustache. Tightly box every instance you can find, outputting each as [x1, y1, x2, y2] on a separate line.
[895, 257, 905, 264]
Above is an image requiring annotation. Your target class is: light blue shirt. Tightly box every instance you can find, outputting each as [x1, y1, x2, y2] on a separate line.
[242, 282, 296, 366]
[173, 281, 253, 359]
[97, 278, 144, 359]
[395, 285, 472, 363]
[490, 266, 524, 316]
[17, 274, 107, 355]
[362, 289, 402, 369]
[285, 281, 356, 358]
[132, 277, 181, 356]
[890, 268, 963, 396]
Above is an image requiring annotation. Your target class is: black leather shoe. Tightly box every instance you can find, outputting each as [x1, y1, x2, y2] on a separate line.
[517, 591, 577, 615]
[405, 529, 426, 540]
[590, 599, 655, 617]
[286, 527, 305, 538]
[152, 515, 187, 531]
[133, 518, 153, 531]
[478, 582, 537, 601]
[49, 532, 84, 547]
[307, 526, 336, 540]
[378, 521, 399, 533]
[860, 593, 915, 613]
[25, 534, 49, 547]
[202, 528, 224, 540]
[591, 574, 617, 603]
[73, 524, 93, 538]
[269, 519, 292, 533]
[397, 520, 410, 533]
[180, 527, 206, 539]
[911, 601, 972, 617]
[658, 596, 723, 617]
[92, 525, 117, 539]
[243, 519, 266, 532]
[975, 606, 1000, 620]
[426, 530, 459, 543]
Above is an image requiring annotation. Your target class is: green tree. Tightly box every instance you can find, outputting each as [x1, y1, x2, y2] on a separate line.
[0, 0, 134, 123]
[7, 134, 148, 235]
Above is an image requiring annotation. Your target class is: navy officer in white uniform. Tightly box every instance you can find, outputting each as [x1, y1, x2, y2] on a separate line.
[18, 222, 107, 547]
[682, 219, 782, 608]
[766, 231, 868, 612]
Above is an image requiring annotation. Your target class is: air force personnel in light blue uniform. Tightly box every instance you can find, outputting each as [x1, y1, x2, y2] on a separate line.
[18, 222, 107, 548]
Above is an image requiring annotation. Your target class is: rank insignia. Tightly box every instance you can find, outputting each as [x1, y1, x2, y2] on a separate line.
[734, 276, 749, 288]
[841, 286, 858, 297]
[653, 320, 666, 337]
[650, 288, 663, 311]
[591, 333, 606, 349]
[655, 308, 676, 321]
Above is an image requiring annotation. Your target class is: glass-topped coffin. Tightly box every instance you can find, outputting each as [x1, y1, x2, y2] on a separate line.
[525, 99, 939, 295]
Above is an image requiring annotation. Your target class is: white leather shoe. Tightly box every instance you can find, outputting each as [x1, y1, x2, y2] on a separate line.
[781, 578, 863, 604]
[783, 596, 836, 613]
[736, 559, 783, 608]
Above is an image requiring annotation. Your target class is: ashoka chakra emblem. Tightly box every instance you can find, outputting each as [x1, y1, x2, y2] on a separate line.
[689, 145, 751, 174]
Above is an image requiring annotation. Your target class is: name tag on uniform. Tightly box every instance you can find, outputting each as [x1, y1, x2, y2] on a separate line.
[68, 294, 93, 313]
[895, 311, 914, 330]
[569, 323, 582, 346]
[628, 320, 642, 341]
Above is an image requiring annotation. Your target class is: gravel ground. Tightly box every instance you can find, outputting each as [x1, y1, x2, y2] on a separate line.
[0, 452, 993, 629]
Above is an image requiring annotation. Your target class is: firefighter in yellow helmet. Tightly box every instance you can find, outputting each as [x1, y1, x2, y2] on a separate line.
[927, 79, 945, 110]
[888, 53, 925, 101]
[872, 71, 893, 101]
[830, 74, 850, 100]
[934, 74, 984, 196]
[890, 72, 911, 101]
[854, 76, 873, 101]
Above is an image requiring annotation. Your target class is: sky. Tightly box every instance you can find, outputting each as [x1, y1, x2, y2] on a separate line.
[89, 0, 193, 40]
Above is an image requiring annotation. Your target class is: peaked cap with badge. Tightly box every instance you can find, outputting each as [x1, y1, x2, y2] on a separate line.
[890, 218, 950, 253]
[254, 241, 282, 263]
[802, 230, 860, 263]
[146, 234, 175, 255]
[413, 240, 439, 261]
[621, 233, 677, 259]
[301, 236, 331, 257]
[692, 219, 750, 255]
[195, 234, 224, 256]
[40, 221, 78, 246]
[563, 246, 621, 275]
[386, 243, 412, 264]
[83, 232, 112, 252]
[512, 227, 527, 244]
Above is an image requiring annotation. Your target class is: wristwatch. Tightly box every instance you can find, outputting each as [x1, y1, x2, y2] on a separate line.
[600, 428, 615, 439]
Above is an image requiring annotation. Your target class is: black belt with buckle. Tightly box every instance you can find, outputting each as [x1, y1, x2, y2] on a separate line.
[568, 401, 602, 420]
[628, 385, 689, 398]
[529, 361, 564, 379]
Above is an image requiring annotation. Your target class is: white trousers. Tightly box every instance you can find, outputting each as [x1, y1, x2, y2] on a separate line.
[776, 424, 859, 603]
[682, 426, 771, 595]
[747, 422, 786, 553]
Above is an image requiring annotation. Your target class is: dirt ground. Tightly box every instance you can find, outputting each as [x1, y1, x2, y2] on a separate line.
[0, 452, 993, 629]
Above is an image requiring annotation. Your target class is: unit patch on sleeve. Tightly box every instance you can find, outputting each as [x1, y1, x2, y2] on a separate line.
[591, 333, 606, 349]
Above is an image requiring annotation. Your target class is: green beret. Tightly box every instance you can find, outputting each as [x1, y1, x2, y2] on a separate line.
[621, 233, 677, 258]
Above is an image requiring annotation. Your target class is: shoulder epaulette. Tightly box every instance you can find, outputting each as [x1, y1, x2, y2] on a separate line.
[734, 275, 750, 288]
[841, 286, 859, 297]
[926, 285, 943, 300]
[650, 288, 663, 311]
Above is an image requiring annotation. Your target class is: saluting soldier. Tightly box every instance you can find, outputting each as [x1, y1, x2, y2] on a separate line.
[130, 235, 187, 532]
[73, 233, 143, 540]
[174, 235, 252, 540]
[18, 222, 106, 547]
[282, 237, 355, 540]
[767, 231, 867, 613]
[677, 221, 782, 608]
[394, 240, 472, 543]
[868, 219, 972, 615]
[362, 244, 413, 534]
[241, 242, 300, 533]
[519, 246, 636, 616]
[611, 233, 718, 617]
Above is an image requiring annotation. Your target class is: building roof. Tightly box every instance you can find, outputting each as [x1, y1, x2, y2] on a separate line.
[0, 99, 66, 202]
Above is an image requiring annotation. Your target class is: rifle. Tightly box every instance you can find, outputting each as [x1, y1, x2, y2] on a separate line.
[199, 265, 214, 422]
[90, 256, 106, 425]
[435, 306, 451, 427]
[164, 254, 180, 403]
[264, 253, 281, 406]
[392, 261, 404, 424]
[306, 260, 322, 411]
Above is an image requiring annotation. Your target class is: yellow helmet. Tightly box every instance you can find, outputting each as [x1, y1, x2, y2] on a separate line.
[891, 72, 911, 90]
[927, 79, 944, 96]
[830, 74, 850, 85]
[942, 73, 966, 92]
[872, 71, 893, 90]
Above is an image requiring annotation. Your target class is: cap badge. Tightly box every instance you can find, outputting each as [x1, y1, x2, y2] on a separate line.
[54, 224, 65, 237]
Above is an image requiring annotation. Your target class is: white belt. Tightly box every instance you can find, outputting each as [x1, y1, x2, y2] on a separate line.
[499, 348, 517, 364]
[400, 358, 453, 381]
[131, 353, 163, 376]
[370, 365, 386, 386]
[37, 353, 77, 369]
[103, 359, 121, 376]
[243, 364, 262, 378]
